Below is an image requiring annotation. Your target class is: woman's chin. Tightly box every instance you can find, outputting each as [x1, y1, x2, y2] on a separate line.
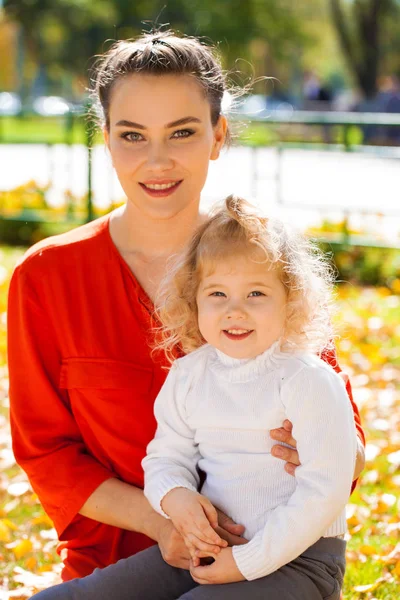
[128, 195, 201, 221]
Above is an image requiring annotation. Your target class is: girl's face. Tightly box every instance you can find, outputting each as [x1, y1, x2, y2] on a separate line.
[104, 74, 227, 220]
[196, 255, 287, 359]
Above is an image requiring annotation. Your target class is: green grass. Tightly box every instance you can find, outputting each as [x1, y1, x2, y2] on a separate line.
[0, 115, 102, 145]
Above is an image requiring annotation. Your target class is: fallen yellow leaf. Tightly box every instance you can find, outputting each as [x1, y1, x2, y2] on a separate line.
[0, 519, 11, 543]
[25, 556, 37, 571]
[359, 545, 377, 556]
[38, 565, 53, 573]
[31, 514, 54, 528]
[2, 518, 18, 531]
[12, 539, 33, 560]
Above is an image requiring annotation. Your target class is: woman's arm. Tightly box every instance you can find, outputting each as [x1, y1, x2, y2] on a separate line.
[79, 478, 160, 534]
[8, 261, 114, 537]
[79, 478, 193, 569]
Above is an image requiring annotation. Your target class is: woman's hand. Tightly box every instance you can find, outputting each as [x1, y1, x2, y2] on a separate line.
[271, 419, 365, 482]
[161, 488, 228, 559]
[270, 419, 300, 476]
[190, 547, 245, 585]
[214, 508, 247, 547]
[155, 495, 248, 570]
[157, 518, 192, 570]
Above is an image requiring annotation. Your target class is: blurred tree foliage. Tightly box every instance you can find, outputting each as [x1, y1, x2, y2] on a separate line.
[2, 0, 314, 97]
[329, 0, 400, 98]
[2, 0, 400, 99]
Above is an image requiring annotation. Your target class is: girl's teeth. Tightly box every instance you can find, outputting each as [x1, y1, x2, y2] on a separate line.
[227, 329, 250, 334]
[144, 182, 178, 190]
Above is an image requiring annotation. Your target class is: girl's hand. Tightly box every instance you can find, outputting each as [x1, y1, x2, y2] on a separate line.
[270, 419, 300, 476]
[190, 547, 245, 584]
[161, 488, 228, 558]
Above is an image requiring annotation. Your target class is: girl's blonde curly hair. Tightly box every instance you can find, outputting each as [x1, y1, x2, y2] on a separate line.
[154, 195, 337, 364]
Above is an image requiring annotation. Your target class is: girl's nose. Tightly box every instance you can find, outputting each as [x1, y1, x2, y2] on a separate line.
[226, 303, 247, 319]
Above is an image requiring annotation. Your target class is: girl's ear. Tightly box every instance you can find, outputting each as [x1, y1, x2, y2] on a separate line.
[211, 116, 228, 161]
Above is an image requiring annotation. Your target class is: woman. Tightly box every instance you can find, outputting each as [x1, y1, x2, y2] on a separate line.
[8, 30, 365, 584]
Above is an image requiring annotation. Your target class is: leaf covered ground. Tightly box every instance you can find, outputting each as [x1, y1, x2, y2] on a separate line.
[0, 247, 399, 599]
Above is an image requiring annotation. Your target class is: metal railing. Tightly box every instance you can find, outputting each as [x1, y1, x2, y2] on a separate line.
[0, 109, 399, 246]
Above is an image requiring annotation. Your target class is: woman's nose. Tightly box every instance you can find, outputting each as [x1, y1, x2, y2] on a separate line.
[146, 142, 174, 172]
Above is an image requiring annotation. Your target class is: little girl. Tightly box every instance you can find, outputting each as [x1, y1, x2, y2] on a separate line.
[32, 196, 357, 599]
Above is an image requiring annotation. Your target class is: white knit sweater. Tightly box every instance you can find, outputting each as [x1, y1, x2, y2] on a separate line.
[142, 341, 358, 581]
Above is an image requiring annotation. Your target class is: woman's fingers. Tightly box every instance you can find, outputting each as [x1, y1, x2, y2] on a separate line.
[270, 420, 300, 473]
[284, 462, 297, 476]
[214, 525, 248, 546]
[283, 419, 293, 432]
[271, 443, 300, 466]
[270, 423, 297, 449]
[215, 508, 245, 536]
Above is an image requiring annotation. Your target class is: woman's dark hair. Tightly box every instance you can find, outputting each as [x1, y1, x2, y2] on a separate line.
[92, 30, 232, 143]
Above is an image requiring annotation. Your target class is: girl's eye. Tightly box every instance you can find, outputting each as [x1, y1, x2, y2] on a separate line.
[249, 291, 265, 297]
[172, 129, 195, 139]
[121, 132, 143, 143]
[210, 291, 226, 297]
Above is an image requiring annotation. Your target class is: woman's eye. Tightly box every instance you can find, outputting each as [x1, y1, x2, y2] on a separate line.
[121, 132, 143, 142]
[172, 129, 195, 139]
[249, 291, 265, 297]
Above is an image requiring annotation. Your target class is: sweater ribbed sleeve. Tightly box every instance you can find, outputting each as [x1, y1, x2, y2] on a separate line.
[232, 364, 357, 580]
[142, 364, 200, 517]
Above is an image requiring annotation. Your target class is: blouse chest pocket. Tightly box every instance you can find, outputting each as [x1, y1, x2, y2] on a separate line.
[60, 358, 154, 391]
[59, 358, 157, 448]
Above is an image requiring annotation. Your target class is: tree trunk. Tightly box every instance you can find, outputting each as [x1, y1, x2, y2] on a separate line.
[329, 0, 387, 99]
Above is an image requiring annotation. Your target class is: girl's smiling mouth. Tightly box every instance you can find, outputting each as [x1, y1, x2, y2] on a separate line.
[223, 329, 254, 341]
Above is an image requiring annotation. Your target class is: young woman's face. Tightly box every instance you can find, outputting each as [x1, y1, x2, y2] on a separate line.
[104, 74, 227, 220]
[196, 255, 287, 359]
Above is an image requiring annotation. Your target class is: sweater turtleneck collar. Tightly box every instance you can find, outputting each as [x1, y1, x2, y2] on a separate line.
[210, 340, 288, 383]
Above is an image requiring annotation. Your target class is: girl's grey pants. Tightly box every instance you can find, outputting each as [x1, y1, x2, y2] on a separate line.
[31, 537, 345, 600]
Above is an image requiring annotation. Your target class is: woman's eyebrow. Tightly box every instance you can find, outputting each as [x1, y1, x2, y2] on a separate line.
[115, 116, 202, 129]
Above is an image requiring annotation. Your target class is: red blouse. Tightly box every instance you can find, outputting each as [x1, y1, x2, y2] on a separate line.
[7, 215, 365, 581]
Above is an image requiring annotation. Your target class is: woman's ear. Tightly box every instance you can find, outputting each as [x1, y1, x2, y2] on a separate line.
[103, 127, 110, 152]
[210, 115, 228, 161]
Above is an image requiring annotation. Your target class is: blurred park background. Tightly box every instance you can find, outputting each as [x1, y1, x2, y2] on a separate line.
[0, 1, 400, 598]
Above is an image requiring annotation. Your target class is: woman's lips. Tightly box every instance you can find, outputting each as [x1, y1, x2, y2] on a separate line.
[222, 330, 254, 341]
[139, 181, 182, 197]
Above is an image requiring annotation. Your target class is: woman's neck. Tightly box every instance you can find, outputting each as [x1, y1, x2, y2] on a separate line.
[109, 200, 205, 260]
